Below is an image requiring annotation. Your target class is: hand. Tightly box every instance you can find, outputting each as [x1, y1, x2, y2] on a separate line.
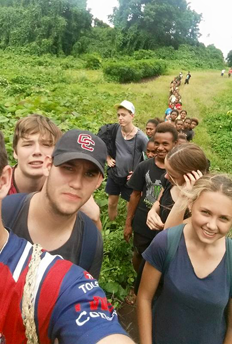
[107, 156, 116, 167]
[124, 224, 133, 243]
[127, 171, 133, 181]
[182, 170, 203, 193]
[146, 209, 164, 230]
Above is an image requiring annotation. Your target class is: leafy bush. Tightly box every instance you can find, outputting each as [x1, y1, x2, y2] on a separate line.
[83, 54, 102, 70]
[103, 59, 167, 83]
[133, 49, 156, 60]
[0, 77, 8, 87]
[95, 188, 136, 306]
[204, 111, 232, 172]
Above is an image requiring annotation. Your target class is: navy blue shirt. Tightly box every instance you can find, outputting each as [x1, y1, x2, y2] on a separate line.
[143, 229, 230, 344]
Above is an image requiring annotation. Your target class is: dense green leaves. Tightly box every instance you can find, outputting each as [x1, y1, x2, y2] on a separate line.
[112, 0, 202, 51]
[103, 59, 167, 83]
[0, 0, 92, 55]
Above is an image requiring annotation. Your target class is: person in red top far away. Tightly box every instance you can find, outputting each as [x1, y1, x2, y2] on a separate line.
[0, 130, 134, 344]
[8, 114, 102, 230]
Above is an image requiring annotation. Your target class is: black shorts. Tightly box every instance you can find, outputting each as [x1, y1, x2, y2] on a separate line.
[105, 176, 133, 202]
[133, 232, 153, 255]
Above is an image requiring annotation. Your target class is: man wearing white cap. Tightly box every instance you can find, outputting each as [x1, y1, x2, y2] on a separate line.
[98, 100, 148, 220]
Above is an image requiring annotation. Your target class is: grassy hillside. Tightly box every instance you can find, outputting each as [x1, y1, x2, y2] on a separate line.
[0, 50, 232, 303]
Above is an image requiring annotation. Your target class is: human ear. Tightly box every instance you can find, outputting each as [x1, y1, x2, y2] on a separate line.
[0, 165, 12, 199]
[43, 155, 52, 177]
[13, 150, 18, 160]
[95, 174, 104, 189]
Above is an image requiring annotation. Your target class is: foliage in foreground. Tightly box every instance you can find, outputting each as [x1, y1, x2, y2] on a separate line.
[204, 111, 232, 173]
[95, 186, 136, 306]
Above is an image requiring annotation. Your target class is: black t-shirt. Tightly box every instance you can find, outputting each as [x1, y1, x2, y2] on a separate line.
[159, 176, 190, 224]
[182, 129, 193, 141]
[127, 158, 165, 239]
[159, 177, 173, 223]
[3, 193, 103, 279]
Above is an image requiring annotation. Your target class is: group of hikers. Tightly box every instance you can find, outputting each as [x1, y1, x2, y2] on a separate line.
[0, 70, 232, 344]
[221, 68, 232, 77]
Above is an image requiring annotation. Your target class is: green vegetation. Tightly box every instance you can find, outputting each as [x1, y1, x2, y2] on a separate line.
[112, 0, 202, 50]
[0, 48, 231, 304]
[103, 59, 167, 83]
[0, 0, 230, 309]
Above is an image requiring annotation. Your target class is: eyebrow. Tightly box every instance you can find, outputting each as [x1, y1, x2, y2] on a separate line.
[64, 161, 99, 172]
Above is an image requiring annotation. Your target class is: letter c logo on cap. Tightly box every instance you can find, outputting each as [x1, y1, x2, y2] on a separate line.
[77, 134, 95, 152]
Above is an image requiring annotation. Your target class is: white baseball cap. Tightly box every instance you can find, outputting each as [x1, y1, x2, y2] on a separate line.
[116, 100, 135, 114]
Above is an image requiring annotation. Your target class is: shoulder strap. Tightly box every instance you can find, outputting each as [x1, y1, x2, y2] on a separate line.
[163, 224, 185, 273]
[2, 193, 28, 229]
[226, 238, 232, 297]
[78, 212, 98, 272]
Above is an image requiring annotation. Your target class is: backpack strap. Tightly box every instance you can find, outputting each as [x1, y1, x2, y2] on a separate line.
[2, 193, 28, 229]
[78, 211, 98, 272]
[226, 238, 232, 297]
[163, 224, 185, 273]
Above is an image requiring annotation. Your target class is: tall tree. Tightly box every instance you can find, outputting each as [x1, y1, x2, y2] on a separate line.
[0, 0, 92, 54]
[226, 50, 232, 66]
[112, 0, 202, 51]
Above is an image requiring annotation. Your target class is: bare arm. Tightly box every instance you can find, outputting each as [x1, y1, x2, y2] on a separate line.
[124, 190, 141, 242]
[97, 334, 135, 343]
[137, 262, 162, 344]
[224, 299, 232, 343]
[164, 171, 202, 230]
[146, 188, 164, 230]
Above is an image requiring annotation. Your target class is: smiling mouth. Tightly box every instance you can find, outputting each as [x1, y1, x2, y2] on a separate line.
[202, 229, 216, 238]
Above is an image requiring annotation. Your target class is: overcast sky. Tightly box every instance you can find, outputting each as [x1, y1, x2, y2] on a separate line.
[87, 0, 232, 58]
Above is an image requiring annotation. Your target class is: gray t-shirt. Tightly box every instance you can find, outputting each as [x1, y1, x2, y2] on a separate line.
[3, 193, 103, 279]
[115, 128, 148, 177]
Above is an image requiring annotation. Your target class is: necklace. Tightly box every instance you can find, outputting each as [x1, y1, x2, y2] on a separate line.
[122, 126, 135, 140]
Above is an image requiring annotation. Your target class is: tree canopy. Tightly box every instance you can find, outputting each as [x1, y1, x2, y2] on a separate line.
[0, 0, 92, 54]
[111, 0, 202, 52]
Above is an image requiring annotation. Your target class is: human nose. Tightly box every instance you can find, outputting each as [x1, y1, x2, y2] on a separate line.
[69, 173, 82, 190]
[206, 217, 218, 231]
[32, 142, 42, 156]
[157, 144, 163, 151]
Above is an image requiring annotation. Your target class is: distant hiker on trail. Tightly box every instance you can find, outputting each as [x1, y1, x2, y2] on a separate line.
[190, 117, 199, 139]
[97, 100, 148, 221]
[221, 69, 226, 76]
[182, 117, 193, 141]
[168, 110, 179, 126]
[179, 109, 187, 121]
[145, 119, 159, 139]
[184, 71, 191, 84]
